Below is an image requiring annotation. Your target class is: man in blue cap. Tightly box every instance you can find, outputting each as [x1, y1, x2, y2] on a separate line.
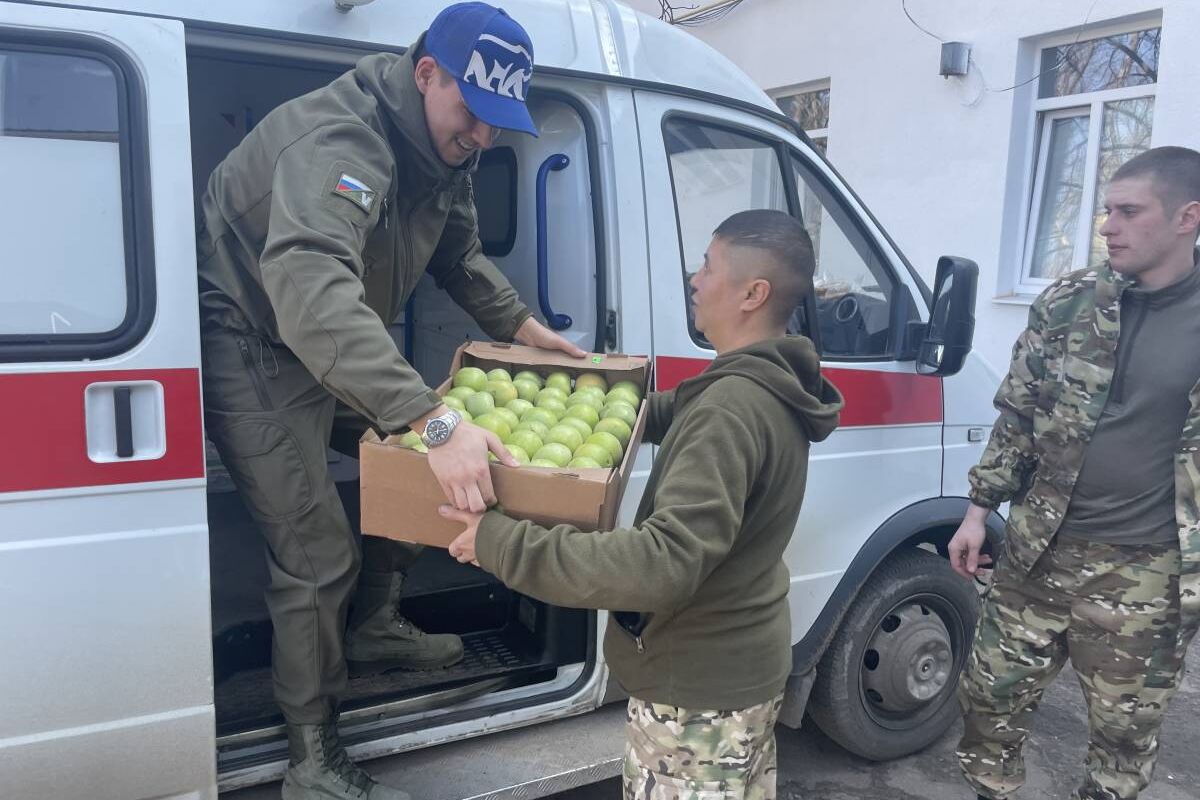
[195, 4, 582, 797]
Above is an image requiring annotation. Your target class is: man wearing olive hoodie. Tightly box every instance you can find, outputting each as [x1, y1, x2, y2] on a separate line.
[442, 209, 844, 799]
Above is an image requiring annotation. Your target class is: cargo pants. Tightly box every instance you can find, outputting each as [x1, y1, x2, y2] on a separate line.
[957, 534, 1185, 800]
[623, 694, 783, 800]
[202, 327, 422, 724]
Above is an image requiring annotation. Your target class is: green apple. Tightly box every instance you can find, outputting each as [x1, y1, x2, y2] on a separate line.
[514, 370, 543, 388]
[573, 442, 613, 468]
[546, 371, 572, 394]
[611, 380, 643, 401]
[446, 386, 477, 402]
[564, 404, 600, 428]
[505, 398, 534, 418]
[594, 417, 632, 447]
[606, 386, 640, 408]
[535, 397, 567, 419]
[399, 430, 423, 449]
[568, 456, 602, 469]
[513, 379, 540, 403]
[536, 386, 568, 405]
[472, 413, 511, 442]
[546, 424, 584, 452]
[514, 419, 551, 439]
[508, 429, 544, 456]
[486, 368, 513, 383]
[453, 367, 488, 392]
[492, 407, 520, 431]
[586, 431, 624, 463]
[486, 380, 519, 407]
[574, 372, 608, 394]
[464, 391, 496, 418]
[566, 391, 604, 411]
[601, 401, 638, 429]
[529, 458, 561, 468]
[533, 442, 573, 467]
[505, 444, 530, 465]
[559, 416, 593, 441]
[459, 409, 473, 423]
[442, 395, 466, 412]
[521, 407, 558, 429]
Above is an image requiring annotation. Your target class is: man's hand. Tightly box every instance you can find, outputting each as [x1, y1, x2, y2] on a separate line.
[948, 503, 994, 580]
[514, 317, 587, 358]
[424, 419, 516, 512]
[441, 505, 484, 566]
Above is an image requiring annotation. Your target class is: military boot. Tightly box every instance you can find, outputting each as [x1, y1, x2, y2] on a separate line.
[345, 571, 464, 672]
[282, 721, 409, 800]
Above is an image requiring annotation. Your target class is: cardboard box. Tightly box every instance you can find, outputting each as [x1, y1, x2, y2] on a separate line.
[360, 341, 651, 547]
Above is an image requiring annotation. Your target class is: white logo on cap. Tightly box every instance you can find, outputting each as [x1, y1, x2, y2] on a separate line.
[464, 34, 532, 101]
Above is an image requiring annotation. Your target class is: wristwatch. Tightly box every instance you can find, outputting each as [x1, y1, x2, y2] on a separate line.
[421, 409, 462, 448]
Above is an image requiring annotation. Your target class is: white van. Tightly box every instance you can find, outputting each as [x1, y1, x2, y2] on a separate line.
[0, 1, 1004, 798]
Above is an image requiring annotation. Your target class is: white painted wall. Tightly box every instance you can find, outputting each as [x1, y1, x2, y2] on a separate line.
[620, 0, 1200, 370]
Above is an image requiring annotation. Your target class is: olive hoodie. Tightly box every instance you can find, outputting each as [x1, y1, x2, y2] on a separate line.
[197, 41, 531, 433]
[475, 336, 843, 710]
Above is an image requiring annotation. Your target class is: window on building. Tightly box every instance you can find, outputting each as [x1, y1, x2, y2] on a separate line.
[774, 83, 829, 155]
[1021, 26, 1159, 287]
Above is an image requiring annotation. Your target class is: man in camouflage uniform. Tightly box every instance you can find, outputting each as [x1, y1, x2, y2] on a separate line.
[947, 146, 1200, 800]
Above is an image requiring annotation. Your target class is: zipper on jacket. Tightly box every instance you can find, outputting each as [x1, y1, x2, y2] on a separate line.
[634, 636, 645, 654]
[381, 196, 389, 230]
[238, 337, 274, 411]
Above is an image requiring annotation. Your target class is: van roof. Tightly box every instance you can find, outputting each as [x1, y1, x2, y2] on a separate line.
[39, 0, 775, 111]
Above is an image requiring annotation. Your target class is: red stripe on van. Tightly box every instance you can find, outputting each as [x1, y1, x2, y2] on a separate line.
[0, 369, 205, 493]
[654, 355, 942, 427]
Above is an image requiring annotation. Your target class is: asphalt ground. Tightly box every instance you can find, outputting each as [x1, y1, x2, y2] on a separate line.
[553, 636, 1200, 800]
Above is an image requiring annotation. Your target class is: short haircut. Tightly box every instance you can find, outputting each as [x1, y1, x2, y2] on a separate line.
[411, 38, 454, 84]
[1111, 146, 1200, 216]
[713, 209, 816, 325]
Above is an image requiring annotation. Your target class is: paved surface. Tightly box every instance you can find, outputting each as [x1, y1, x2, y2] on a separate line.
[554, 638, 1200, 800]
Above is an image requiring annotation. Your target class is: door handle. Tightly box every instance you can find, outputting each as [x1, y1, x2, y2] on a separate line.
[85, 381, 165, 463]
[535, 153, 573, 331]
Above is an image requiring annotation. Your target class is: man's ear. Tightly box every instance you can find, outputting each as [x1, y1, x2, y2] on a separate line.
[414, 55, 439, 95]
[1178, 200, 1200, 239]
[741, 278, 772, 313]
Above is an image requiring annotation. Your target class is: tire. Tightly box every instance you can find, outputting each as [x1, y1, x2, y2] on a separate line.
[807, 547, 980, 761]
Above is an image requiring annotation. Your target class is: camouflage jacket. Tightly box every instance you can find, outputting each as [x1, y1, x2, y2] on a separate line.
[968, 262, 1200, 645]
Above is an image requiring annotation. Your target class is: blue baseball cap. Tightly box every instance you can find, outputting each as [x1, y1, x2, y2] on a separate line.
[425, 2, 538, 137]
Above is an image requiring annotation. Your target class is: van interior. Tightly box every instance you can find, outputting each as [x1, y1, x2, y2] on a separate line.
[185, 31, 603, 771]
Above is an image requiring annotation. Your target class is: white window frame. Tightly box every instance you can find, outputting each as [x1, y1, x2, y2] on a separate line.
[770, 79, 830, 143]
[1015, 20, 1159, 295]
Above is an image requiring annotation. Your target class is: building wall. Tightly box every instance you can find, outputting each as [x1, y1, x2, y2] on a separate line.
[620, 0, 1200, 370]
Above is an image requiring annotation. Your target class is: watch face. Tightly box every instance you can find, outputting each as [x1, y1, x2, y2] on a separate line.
[426, 419, 450, 444]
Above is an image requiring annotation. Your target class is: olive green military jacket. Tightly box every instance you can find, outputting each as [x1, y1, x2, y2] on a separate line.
[197, 43, 531, 433]
[968, 261, 1200, 646]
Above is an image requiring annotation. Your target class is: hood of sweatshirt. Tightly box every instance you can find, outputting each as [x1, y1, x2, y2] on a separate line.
[674, 335, 843, 442]
[354, 38, 480, 186]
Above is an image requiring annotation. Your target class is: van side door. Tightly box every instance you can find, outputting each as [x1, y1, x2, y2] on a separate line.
[0, 5, 214, 799]
[633, 91, 943, 645]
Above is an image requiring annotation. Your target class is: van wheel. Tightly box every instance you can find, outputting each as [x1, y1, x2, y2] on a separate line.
[807, 547, 979, 761]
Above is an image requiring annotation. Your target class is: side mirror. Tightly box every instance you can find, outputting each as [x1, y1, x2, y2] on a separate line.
[917, 256, 978, 377]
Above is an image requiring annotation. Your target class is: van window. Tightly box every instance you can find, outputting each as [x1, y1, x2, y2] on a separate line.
[792, 153, 901, 359]
[473, 146, 516, 257]
[0, 42, 150, 359]
[663, 118, 789, 347]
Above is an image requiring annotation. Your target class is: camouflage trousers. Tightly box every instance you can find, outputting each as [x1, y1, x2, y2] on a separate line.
[623, 694, 783, 800]
[957, 534, 1185, 800]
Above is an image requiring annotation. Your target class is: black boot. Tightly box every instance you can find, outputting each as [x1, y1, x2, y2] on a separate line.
[282, 721, 409, 799]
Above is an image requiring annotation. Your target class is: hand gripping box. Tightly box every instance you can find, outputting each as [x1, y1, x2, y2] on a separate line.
[360, 342, 652, 547]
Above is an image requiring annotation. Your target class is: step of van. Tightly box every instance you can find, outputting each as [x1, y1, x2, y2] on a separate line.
[221, 701, 626, 800]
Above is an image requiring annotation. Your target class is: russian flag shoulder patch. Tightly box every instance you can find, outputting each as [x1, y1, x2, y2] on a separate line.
[332, 173, 375, 211]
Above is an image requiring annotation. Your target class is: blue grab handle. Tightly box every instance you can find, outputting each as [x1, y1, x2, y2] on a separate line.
[535, 153, 573, 331]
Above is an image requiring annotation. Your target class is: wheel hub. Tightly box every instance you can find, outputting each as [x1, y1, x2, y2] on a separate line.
[861, 603, 952, 714]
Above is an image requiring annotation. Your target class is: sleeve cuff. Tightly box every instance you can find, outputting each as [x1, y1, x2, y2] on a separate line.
[492, 306, 533, 343]
[476, 510, 519, 573]
[968, 487, 1002, 511]
[380, 389, 444, 435]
